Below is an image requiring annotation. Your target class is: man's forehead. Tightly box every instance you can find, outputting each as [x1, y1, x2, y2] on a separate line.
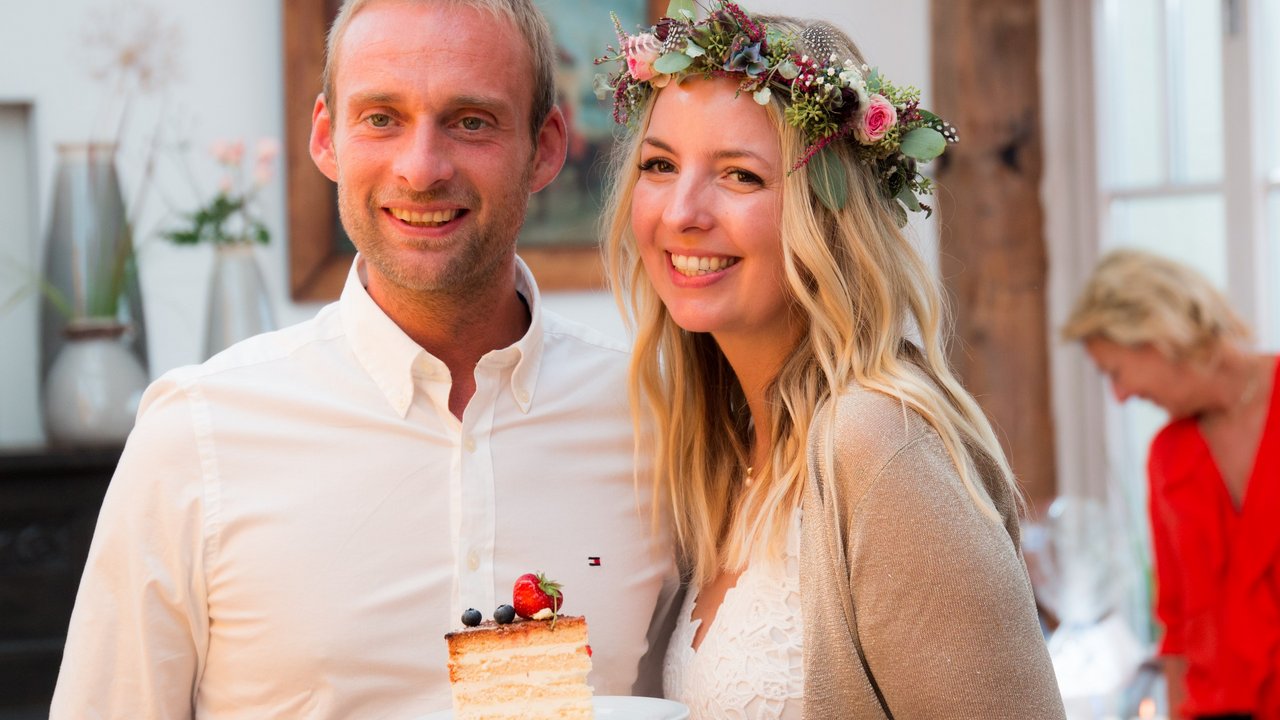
[334, 2, 534, 92]
[339, 1, 527, 57]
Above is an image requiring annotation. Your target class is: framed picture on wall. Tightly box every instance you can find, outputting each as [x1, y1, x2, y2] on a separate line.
[282, 0, 660, 301]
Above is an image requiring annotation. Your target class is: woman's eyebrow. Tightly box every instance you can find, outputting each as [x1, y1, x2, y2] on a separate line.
[642, 136, 767, 163]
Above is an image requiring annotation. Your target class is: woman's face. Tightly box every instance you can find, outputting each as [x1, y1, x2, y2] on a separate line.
[1083, 336, 1205, 417]
[630, 76, 796, 349]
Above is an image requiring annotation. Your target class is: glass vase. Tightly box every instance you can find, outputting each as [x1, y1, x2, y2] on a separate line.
[40, 143, 148, 378]
[205, 241, 275, 358]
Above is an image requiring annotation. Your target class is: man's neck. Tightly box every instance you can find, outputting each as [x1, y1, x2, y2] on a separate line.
[368, 270, 532, 419]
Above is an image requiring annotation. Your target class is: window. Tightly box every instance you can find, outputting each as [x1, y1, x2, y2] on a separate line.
[1263, 0, 1280, 341]
[1051, 0, 1278, 646]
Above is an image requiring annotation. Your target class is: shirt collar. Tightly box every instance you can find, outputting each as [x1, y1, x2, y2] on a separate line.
[339, 255, 545, 418]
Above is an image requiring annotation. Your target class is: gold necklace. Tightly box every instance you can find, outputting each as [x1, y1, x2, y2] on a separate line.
[1237, 361, 1263, 409]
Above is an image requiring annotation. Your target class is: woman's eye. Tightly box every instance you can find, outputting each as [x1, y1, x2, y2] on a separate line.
[729, 169, 763, 185]
[460, 117, 488, 131]
[639, 158, 675, 173]
[366, 114, 392, 128]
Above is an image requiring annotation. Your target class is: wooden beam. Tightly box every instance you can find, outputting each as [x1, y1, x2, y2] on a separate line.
[931, 0, 1056, 512]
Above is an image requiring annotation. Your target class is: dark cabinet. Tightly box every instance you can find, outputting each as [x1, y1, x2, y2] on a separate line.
[0, 448, 118, 715]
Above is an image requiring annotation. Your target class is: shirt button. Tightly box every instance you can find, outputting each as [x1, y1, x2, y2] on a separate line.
[467, 551, 480, 571]
[516, 389, 530, 404]
[464, 436, 476, 453]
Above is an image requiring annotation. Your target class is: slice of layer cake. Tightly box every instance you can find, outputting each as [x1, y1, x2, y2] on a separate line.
[446, 615, 593, 719]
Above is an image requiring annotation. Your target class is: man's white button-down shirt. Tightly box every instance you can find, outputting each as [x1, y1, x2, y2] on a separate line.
[51, 257, 676, 719]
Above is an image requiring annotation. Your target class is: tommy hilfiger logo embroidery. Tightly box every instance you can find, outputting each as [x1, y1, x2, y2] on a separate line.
[588, 556, 601, 567]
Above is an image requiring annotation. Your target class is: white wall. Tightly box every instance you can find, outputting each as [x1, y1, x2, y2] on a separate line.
[0, 0, 929, 447]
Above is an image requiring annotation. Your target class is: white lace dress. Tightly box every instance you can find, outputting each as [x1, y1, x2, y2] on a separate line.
[663, 510, 805, 719]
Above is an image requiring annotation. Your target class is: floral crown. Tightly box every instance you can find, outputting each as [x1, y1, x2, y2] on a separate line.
[595, 0, 957, 224]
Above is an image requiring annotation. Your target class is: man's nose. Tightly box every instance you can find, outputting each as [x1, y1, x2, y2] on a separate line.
[394, 124, 455, 191]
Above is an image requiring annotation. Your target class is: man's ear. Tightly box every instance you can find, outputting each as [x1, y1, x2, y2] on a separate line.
[529, 105, 568, 194]
[309, 93, 339, 182]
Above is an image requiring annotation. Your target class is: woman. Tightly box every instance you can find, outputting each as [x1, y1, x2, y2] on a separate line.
[598, 3, 1065, 717]
[1063, 249, 1279, 720]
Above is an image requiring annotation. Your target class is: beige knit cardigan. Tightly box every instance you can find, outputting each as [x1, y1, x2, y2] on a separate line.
[799, 384, 1067, 718]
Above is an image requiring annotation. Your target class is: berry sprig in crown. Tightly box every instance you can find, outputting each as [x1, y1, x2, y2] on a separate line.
[595, 0, 958, 224]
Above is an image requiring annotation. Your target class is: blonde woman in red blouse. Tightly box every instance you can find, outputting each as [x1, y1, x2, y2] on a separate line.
[1065, 249, 1280, 720]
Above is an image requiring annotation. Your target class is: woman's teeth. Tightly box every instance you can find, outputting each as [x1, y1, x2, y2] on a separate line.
[389, 208, 460, 227]
[671, 253, 739, 277]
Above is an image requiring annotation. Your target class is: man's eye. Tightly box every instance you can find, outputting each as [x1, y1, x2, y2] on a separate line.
[460, 117, 488, 131]
[367, 114, 392, 128]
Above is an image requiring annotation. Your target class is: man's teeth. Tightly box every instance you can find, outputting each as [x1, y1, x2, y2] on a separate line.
[671, 253, 739, 277]
[389, 208, 460, 226]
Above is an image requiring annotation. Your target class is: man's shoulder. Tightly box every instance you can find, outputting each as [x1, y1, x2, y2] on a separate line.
[158, 304, 346, 390]
[538, 308, 629, 359]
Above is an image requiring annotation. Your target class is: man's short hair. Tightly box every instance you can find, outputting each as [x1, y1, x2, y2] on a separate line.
[322, 0, 558, 137]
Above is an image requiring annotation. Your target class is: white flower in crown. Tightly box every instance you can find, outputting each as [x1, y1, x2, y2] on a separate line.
[839, 59, 869, 106]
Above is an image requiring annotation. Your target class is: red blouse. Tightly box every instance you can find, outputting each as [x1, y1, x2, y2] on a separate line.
[1148, 358, 1280, 719]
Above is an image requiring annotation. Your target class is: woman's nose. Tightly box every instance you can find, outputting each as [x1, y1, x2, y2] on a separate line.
[661, 176, 714, 233]
[1110, 381, 1133, 403]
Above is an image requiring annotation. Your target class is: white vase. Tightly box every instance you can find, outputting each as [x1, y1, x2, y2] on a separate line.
[44, 319, 149, 447]
[205, 241, 275, 358]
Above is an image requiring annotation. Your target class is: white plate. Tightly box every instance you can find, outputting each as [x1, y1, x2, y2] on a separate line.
[422, 695, 690, 719]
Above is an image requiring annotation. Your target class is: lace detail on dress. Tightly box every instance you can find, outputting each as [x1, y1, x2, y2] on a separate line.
[663, 510, 804, 720]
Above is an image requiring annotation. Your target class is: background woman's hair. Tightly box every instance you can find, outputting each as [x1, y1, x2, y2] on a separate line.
[602, 14, 1021, 586]
[1061, 248, 1250, 359]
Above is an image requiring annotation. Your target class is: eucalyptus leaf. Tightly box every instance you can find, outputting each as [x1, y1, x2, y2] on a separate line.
[777, 59, 799, 80]
[753, 87, 772, 105]
[665, 0, 695, 19]
[900, 127, 946, 161]
[684, 41, 706, 58]
[654, 52, 693, 74]
[895, 186, 921, 212]
[890, 200, 908, 228]
[808, 146, 848, 213]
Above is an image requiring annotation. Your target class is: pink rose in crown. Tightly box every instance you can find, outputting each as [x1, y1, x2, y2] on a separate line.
[855, 94, 898, 144]
[624, 32, 662, 82]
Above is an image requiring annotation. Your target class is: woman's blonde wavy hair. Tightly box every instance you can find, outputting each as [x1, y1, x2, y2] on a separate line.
[603, 16, 1019, 586]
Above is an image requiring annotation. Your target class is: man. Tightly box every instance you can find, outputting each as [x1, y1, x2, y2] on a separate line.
[50, 1, 676, 716]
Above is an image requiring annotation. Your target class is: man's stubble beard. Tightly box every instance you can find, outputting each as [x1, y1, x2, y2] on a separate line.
[337, 168, 533, 301]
